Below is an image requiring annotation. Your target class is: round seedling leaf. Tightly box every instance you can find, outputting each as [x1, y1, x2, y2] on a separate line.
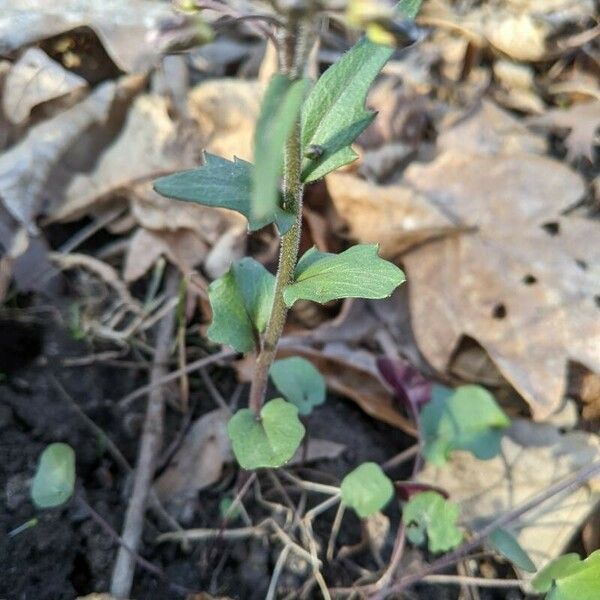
[489, 528, 536, 573]
[402, 491, 463, 553]
[420, 384, 510, 465]
[270, 357, 326, 415]
[547, 550, 600, 600]
[341, 462, 394, 518]
[227, 398, 305, 470]
[31, 443, 75, 508]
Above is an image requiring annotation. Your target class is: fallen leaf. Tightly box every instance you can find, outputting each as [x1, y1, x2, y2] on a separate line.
[278, 343, 417, 435]
[154, 409, 232, 512]
[123, 227, 207, 282]
[0, 0, 185, 73]
[326, 171, 454, 257]
[418, 420, 600, 578]
[484, 14, 550, 62]
[50, 94, 202, 223]
[0, 80, 117, 229]
[2, 47, 87, 124]
[527, 101, 600, 161]
[402, 150, 599, 419]
[438, 100, 546, 156]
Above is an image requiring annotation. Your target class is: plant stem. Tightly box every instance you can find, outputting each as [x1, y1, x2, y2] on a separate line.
[248, 16, 310, 414]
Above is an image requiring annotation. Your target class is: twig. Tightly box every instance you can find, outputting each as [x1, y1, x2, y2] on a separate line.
[327, 502, 346, 561]
[420, 574, 523, 589]
[266, 545, 291, 600]
[381, 445, 419, 472]
[377, 460, 600, 598]
[110, 269, 179, 599]
[118, 347, 237, 408]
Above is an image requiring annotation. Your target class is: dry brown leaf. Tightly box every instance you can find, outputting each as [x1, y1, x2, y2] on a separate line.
[123, 228, 207, 282]
[0, 0, 183, 73]
[187, 79, 262, 162]
[418, 421, 600, 578]
[2, 47, 87, 124]
[493, 60, 545, 115]
[0, 80, 117, 229]
[50, 94, 202, 223]
[278, 344, 416, 435]
[326, 171, 455, 257]
[527, 101, 600, 161]
[484, 14, 550, 62]
[402, 151, 598, 419]
[438, 100, 546, 156]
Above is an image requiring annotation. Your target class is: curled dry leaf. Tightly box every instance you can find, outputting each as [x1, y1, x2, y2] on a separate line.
[123, 228, 207, 282]
[278, 344, 416, 435]
[0, 0, 185, 73]
[402, 151, 598, 419]
[418, 420, 600, 578]
[0, 80, 116, 229]
[2, 47, 87, 125]
[527, 101, 600, 162]
[50, 94, 202, 223]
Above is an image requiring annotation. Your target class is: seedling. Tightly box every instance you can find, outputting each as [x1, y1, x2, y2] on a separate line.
[154, 8, 410, 471]
[31, 442, 75, 509]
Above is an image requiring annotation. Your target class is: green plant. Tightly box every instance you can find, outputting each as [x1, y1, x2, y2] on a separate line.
[154, 7, 409, 471]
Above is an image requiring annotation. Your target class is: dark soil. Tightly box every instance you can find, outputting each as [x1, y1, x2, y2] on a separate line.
[0, 307, 522, 600]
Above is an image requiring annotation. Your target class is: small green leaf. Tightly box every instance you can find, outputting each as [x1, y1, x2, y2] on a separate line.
[283, 244, 405, 307]
[270, 357, 326, 415]
[153, 153, 295, 234]
[398, 0, 424, 19]
[31, 443, 75, 509]
[227, 398, 305, 469]
[420, 385, 511, 465]
[207, 258, 275, 353]
[533, 553, 590, 594]
[547, 551, 600, 600]
[252, 75, 308, 219]
[402, 491, 463, 553]
[341, 462, 394, 518]
[301, 38, 393, 182]
[489, 528, 536, 573]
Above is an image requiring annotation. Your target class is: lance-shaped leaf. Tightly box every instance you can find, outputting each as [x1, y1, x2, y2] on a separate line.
[252, 75, 308, 220]
[283, 244, 405, 307]
[31, 443, 75, 508]
[341, 462, 394, 518]
[533, 551, 600, 600]
[270, 356, 326, 415]
[228, 398, 305, 469]
[489, 528, 536, 573]
[207, 258, 275, 353]
[153, 153, 295, 234]
[420, 385, 511, 465]
[300, 38, 393, 182]
[402, 491, 463, 553]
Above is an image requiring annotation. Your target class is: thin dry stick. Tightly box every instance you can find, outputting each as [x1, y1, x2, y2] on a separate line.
[266, 545, 291, 600]
[375, 459, 600, 599]
[421, 574, 523, 589]
[110, 269, 179, 599]
[118, 347, 237, 408]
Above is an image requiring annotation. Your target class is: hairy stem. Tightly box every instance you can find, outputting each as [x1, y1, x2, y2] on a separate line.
[248, 16, 311, 414]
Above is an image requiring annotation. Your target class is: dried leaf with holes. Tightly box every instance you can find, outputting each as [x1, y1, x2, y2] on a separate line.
[401, 151, 598, 419]
[418, 420, 600, 578]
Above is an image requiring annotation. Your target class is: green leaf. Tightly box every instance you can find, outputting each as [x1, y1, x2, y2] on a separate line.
[207, 258, 275, 353]
[398, 0, 423, 18]
[31, 443, 75, 509]
[402, 491, 463, 553]
[533, 553, 594, 595]
[283, 244, 405, 307]
[227, 398, 305, 469]
[252, 74, 308, 219]
[270, 357, 326, 415]
[489, 528, 536, 573]
[153, 153, 295, 234]
[547, 551, 600, 600]
[300, 38, 393, 182]
[420, 384, 511, 465]
[341, 462, 394, 518]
